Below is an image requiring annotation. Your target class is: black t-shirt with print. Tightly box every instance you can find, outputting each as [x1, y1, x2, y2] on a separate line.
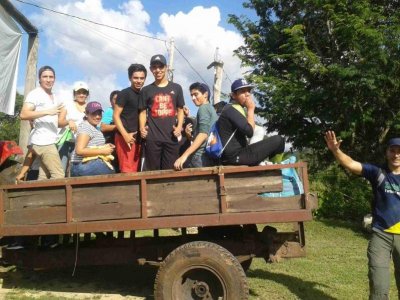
[139, 82, 185, 143]
[116, 86, 140, 133]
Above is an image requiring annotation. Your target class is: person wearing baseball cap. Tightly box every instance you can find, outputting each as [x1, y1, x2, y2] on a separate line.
[57, 81, 91, 175]
[215, 78, 284, 166]
[69, 101, 115, 177]
[138, 54, 186, 170]
[325, 131, 400, 299]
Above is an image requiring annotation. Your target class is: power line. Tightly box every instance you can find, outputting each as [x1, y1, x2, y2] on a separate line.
[14, 0, 167, 43]
[174, 46, 209, 86]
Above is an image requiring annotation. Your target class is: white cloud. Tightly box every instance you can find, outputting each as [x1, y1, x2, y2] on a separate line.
[25, 1, 247, 110]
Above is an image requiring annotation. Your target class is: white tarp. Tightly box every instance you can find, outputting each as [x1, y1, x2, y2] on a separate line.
[0, 5, 22, 115]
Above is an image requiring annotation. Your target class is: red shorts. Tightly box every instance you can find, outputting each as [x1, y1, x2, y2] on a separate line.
[114, 132, 141, 173]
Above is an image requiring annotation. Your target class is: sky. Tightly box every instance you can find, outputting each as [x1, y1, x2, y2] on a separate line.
[11, 0, 257, 115]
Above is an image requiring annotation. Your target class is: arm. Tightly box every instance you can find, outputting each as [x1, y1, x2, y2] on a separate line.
[113, 104, 135, 147]
[20, 102, 63, 120]
[139, 110, 148, 139]
[15, 149, 36, 181]
[244, 98, 256, 130]
[174, 132, 208, 170]
[100, 123, 116, 133]
[173, 107, 184, 137]
[75, 134, 114, 157]
[324, 130, 362, 175]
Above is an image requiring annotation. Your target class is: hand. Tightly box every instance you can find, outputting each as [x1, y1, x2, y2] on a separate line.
[68, 120, 77, 132]
[47, 103, 64, 115]
[123, 132, 137, 149]
[140, 126, 148, 139]
[174, 155, 188, 171]
[173, 125, 182, 138]
[185, 123, 193, 137]
[244, 97, 255, 110]
[325, 131, 342, 152]
[102, 143, 115, 155]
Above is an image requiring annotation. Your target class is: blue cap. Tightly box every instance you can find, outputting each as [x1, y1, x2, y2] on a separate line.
[231, 78, 254, 92]
[388, 138, 400, 147]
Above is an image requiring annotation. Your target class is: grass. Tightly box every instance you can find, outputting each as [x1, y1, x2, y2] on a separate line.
[0, 220, 398, 299]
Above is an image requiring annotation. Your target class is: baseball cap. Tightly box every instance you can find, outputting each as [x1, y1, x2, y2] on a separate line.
[150, 54, 167, 66]
[388, 138, 400, 147]
[73, 81, 89, 92]
[85, 101, 103, 114]
[231, 78, 254, 92]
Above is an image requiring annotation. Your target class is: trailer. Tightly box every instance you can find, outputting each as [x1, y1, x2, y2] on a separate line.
[0, 162, 316, 299]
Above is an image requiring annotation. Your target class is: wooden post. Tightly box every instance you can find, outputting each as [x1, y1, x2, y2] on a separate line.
[18, 33, 38, 154]
[207, 48, 224, 105]
[167, 37, 175, 82]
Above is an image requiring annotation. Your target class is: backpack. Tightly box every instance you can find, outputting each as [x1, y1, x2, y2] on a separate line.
[205, 122, 236, 159]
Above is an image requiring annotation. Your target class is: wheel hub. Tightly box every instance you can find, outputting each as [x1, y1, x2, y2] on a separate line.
[192, 280, 210, 298]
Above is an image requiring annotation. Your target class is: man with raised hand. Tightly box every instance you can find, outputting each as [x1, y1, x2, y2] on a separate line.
[325, 130, 400, 300]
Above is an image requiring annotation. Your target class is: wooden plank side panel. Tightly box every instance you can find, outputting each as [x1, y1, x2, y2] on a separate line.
[72, 182, 141, 221]
[4, 206, 66, 225]
[147, 176, 219, 217]
[227, 194, 304, 213]
[5, 187, 66, 210]
[224, 170, 282, 195]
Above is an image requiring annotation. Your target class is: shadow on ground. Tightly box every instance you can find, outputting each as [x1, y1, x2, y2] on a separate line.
[248, 268, 335, 300]
[0, 264, 156, 299]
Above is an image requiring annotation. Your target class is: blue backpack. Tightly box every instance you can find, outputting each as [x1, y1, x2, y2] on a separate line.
[205, 122, 236, 159]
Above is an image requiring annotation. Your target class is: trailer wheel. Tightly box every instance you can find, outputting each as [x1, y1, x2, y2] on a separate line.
[154, 241, 249, 300]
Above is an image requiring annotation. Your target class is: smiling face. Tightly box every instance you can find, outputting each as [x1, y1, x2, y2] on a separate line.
[386, 145, 400, 171]
[190, 88, 208, 107]
[130, 71, 146, 91]
[74, 89, 89, 104]
[39, 70, 55, 92]
[86, 110, 103, 126]
[150, 63, 167, 82]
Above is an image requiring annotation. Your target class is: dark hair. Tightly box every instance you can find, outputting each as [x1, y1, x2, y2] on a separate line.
[38, 65, 55, 78]
[109, 90, 120, 102]
[128, 64, 147, 79]
[189, 82, 211, 101]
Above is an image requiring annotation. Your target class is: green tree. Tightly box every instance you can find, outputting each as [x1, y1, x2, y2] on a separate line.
[0, 93, 23, 141]
[229, 0, 400, 164]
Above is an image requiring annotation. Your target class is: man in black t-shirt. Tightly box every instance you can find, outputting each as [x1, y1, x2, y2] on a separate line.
[113, 64, 147, 173]
[138, 54, 185, 170]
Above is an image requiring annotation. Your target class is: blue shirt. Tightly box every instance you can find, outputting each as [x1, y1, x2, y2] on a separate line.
[101, 107, 114, 125]
[362, 163, 400, 234]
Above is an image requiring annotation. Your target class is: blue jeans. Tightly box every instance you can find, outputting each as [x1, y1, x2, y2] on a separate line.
[70, 159, 115, 177]
[188, 152, 214, 168]
[58, 141, 75, 175]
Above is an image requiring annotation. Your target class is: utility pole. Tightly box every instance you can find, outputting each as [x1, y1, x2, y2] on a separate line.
[207, 47, 224, 105]
[167, 37, 175, 82]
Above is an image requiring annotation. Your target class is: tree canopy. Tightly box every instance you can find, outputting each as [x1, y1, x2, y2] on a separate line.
[229, 0, 400, 163]
[0, 93, 23, 142]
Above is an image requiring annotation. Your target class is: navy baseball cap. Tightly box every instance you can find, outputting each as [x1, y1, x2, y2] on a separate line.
[85, 101, 103, 114]
[388, 138, 400, 147]
[231, 78, 254, 92]
[150, 54, 167, 66]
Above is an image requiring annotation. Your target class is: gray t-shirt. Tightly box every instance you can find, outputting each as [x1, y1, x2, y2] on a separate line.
[194, 102, 218, 156]
[70, 120, 106, 163]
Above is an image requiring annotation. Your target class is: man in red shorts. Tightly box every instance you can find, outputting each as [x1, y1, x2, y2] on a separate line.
[113, 64, 147, 172]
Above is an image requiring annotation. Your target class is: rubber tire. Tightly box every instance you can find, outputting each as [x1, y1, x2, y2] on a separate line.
[154, 241, 249, 300]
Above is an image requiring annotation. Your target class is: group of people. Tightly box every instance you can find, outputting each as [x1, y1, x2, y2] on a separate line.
[17, 54, 285, 181]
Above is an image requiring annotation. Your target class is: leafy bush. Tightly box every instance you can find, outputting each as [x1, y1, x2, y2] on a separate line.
[310, 164, 371, 221]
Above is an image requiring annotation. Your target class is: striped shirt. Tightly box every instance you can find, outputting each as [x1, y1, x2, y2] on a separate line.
[70, 120, 106, 163]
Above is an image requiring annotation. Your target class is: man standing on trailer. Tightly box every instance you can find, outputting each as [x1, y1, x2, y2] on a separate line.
[20, 65, 65, 180]
[113, 64, 147, 173]
[138, 54, 185, 170]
